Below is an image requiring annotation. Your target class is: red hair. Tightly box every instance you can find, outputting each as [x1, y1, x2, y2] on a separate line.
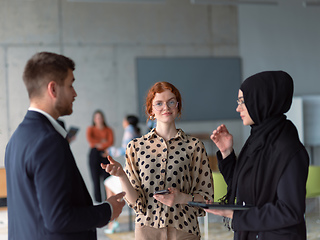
[145, 81, 182, 121]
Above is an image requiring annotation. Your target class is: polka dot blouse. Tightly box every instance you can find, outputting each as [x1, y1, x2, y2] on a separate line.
[124, 128, 214, 237]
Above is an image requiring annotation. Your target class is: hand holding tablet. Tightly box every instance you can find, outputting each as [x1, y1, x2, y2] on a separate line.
[188, 201, 252, 210]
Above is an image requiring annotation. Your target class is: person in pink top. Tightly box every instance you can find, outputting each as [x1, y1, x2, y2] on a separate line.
[87, 110, 114, 202]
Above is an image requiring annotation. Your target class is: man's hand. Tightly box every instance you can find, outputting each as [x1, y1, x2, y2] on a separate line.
[107, 192, 126, 222]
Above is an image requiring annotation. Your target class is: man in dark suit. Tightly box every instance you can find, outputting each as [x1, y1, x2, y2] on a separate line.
[5, 52, 125, 240]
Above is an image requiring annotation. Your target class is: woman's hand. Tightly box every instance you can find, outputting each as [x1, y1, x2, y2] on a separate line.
[101, 156, 125, 177]
[153, 188, 185, 207]
[205, 209, 234, 219]
[210, 124, 234, 158]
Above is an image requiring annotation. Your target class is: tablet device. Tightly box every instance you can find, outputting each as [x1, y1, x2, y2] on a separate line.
[188, 201, 252, 210]
[66, 126, 79, 139]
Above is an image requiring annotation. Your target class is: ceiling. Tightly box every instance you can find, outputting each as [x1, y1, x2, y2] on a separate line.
[67, 0, 320, 7]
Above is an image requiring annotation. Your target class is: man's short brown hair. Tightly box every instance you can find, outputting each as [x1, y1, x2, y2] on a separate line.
[23, 52, 75, 99]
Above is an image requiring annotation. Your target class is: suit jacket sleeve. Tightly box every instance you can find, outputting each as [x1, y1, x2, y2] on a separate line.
[30, 132, 111, 232]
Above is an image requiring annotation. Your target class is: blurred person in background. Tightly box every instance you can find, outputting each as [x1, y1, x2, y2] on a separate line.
[86, 110, 114, 203]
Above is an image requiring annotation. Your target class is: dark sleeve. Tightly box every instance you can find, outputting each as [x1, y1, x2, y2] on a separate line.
[232, 148, 309, 232]
[217, 150, 237, 188]
[33, 133, 111, 232]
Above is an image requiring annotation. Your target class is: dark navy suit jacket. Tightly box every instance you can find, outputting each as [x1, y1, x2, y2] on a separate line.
[5, 111, 111, 240]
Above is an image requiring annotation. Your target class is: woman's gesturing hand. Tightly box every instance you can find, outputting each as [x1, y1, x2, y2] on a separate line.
[101, 156, 125, 177]
[210, 124, 234, 158]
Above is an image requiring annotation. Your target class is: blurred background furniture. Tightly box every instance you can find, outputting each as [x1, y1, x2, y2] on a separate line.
[213, 172, 228, 202]
[203, 171, 228, 240]
[306, 165, 320, 198]
[306, 165, 320, 213]
[0, 168, 7, 209]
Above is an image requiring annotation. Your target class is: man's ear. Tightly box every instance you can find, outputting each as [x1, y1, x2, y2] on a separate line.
[48, 81, 57, 98]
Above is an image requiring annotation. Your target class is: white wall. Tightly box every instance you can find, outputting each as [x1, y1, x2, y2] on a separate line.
[239, 0, 320, 94]
[286, 97, 304, 144]
[2, 0, 320, 200]
[238, 0, 320, 164]
[0, 0, 241, 198]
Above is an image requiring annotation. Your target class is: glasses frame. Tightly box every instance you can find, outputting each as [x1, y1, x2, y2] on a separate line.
[237, 97, 245, 106]
[153, 100, 179, 111]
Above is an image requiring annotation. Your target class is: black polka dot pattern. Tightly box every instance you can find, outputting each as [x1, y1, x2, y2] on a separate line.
[124, 129, 214, 237]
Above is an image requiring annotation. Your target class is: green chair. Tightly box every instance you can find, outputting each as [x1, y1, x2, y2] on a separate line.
[203, 172, 228, 240]
[212, 172, 228, 202]
[306, 165, 320, 222]
[306, 165, 320, 198]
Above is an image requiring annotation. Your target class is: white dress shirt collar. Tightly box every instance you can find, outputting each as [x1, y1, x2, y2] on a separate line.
[28, 107, 67, 138]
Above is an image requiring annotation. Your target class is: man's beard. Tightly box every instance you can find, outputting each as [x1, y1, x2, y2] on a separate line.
[56, 99, 73, 117]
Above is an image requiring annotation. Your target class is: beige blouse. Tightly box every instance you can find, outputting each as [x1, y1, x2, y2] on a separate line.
[124, 128, 214, 237]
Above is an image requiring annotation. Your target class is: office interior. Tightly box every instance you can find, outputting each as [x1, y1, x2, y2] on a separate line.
[0, 0, 320, 239]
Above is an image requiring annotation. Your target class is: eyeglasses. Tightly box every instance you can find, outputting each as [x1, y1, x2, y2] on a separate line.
[153, 99, 179, 111]
[237, 97, 245, 106]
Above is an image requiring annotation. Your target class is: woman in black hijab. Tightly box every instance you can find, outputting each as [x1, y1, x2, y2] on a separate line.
[207, 71, 309, 240]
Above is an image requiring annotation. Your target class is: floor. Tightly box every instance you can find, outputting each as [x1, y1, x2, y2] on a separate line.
[1, 198, 320, 240]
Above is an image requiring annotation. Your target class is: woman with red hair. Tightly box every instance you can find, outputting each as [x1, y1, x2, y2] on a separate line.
[102, 81, 214, 240]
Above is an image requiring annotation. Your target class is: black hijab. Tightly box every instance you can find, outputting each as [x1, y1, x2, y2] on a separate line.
[227, 71, 304, 207]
